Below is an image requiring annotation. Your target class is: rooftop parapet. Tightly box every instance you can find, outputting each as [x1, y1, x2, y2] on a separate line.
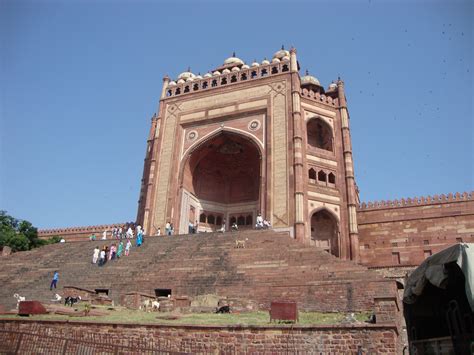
[358, 191, 473, 211]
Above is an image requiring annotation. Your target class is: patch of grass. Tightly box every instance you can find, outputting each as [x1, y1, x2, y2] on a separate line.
[1, 305, 372, 326]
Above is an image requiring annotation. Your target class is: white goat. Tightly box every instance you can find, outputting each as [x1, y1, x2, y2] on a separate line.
[13, 293, 25, 309]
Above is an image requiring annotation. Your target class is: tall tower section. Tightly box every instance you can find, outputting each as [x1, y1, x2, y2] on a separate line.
[137, 48, 360, 261]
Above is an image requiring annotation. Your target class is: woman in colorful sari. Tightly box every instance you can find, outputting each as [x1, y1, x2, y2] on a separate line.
[117, 241, 124, 259]
[136, 226, 143, 247]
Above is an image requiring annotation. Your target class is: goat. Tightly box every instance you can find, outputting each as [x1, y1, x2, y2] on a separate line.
[215, 305, 230, 313]
[152, 301, 160, 311]
[13, 293, 25, 309]
[64, 296, 81, 307]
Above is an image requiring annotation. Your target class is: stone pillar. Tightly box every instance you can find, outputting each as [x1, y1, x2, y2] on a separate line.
[337, 80, 360, 261]
[290, 48, 305, 242]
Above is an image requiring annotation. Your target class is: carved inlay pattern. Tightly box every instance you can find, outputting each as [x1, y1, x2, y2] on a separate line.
[248, 119, 261, 131]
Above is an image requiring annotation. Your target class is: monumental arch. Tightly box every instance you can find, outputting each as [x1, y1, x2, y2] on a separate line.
[136, 47, 361, 261]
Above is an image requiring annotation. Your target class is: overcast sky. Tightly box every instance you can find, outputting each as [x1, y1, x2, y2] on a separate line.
[1, 0, 472, 229]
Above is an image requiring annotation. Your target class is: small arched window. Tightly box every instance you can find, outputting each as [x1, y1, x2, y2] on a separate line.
[261, 69, 268, 77]
[241, 73, 247, 80]
[211, 80, 217, 87]
[221, 78, 227, 85]
[307, 118, 333, 152]
[246, 215, 252, 225]
[251, 71, 257, 79]
[184, 86, 190, 93]
[175, 88, 181, 95]
[309, 168, 316, 180]
[328, 173, 336, 184]
[318, 170, 327, 183]
[193, 84, 199, 91]
[202, 82, 208, 89]
[167, 90, 172, 97]
[271, 66, 278, 74]
[199, 213, 206, 223]
[231, 75, 237, 83]
[282, 64, 289, 72]
[207, 215, 215, 225]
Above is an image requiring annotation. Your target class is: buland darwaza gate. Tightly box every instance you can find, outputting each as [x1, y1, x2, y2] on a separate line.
[136, 47, 361, 261]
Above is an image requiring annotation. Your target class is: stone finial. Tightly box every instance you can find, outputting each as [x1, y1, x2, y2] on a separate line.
[290, 46, 297, 54]
[163, 75, 170, 82]
[281, 45, 285, 50]
[232, 51, 236, 57]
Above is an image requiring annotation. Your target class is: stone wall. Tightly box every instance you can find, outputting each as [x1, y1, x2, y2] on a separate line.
[0, 319, 401, 354]
[357, 192, 474, 267]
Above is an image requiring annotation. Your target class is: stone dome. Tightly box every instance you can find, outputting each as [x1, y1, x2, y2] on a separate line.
[300, 70, 321, 87]
[203, 72, 212, 78]
[222, 68, 231, 74]
[261, 58, 270, 65]
[177, 69, 195, 81]
[251, 60, 260, 67]
[168, 81, 177, 87]
[223, 52, 244, 66]
[272, 58, 281, 63]
[328, 83, 337, 91]
[231, 66, 240, 72]
[281, 56, 290, 62]
[212, 71, 221, 76]
[177, 78, 186, 84]
[241, 64, 250, 69]
[273, 46, 290, 60]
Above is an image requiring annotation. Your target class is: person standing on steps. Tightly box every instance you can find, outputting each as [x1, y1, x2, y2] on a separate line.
[50, 270, 59, 290]
[92, 246, 100, 264]
[125, 239, 132, 256]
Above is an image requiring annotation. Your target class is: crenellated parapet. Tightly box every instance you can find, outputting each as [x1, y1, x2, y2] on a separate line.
[300, 88, 338, 107]
[38, 223, 125, 238]
[358, 191, 473, 211]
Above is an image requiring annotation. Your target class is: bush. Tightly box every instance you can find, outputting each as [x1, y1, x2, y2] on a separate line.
[0, 210, 43, 252]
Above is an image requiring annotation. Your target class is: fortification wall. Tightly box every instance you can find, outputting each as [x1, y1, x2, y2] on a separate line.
[0, 319, 401, 354]
[38, 223, 125, 242]
[357, 192, 474, 267]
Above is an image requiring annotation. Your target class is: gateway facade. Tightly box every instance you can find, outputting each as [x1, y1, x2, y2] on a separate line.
[136, 48, 361, 261]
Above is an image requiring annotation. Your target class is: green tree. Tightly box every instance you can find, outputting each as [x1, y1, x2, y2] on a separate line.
[0, 211, 45, 252]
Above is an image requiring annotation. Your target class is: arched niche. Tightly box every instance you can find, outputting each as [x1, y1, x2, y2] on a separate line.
[310, 209, 339, 257]
[307, 117, 333, 151]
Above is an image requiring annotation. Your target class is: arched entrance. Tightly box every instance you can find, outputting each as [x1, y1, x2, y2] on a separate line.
[310, 209, 339, 257]
[180, 131, 261, 232]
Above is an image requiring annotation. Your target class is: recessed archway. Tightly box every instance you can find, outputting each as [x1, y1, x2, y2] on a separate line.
[310, 209, 339, 257]
[307, 117, 333, 151]
[181, 131, 261, 232]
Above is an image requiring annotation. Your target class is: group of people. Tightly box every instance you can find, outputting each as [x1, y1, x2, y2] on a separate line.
[91, 224, 145, 266]
[255, 213, 271, 229]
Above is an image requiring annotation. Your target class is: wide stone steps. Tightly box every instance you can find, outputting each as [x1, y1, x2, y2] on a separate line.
[0, 230, 385, 310]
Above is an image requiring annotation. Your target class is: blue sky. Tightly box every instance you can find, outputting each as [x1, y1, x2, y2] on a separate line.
[1, 0, 472, 229]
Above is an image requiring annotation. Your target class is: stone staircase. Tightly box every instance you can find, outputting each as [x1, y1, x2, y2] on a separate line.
[0, 230, 396, 311]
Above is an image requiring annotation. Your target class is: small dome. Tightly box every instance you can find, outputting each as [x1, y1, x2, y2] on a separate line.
[272, 58, 281, 63]
[195, 74, 203, 80]
[251, 60, 260, 67]
[231, 66, 240, 72]
[203, 72, 212, 78]
[223, 52, 245, 66]
[177, 78, 186, 84]
[300, 70, 321, 87]
[168, 81, 177, 87]
[222, 68, 231, 74]
[261, 58, 270, 65]
[281, 56, 290, 62]
[328, 83, 337, 91]
[241, 64, 250, 69]
[186, 77, 194, 82]
[177, 69, 195, 81]
[273, 46, 290, 59]
[213, 71, 221, 76]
